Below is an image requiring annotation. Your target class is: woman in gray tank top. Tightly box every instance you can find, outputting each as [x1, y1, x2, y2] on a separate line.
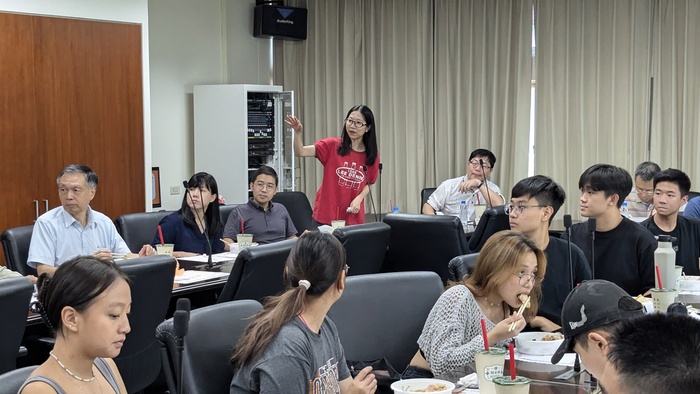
[19, 256, 131, 393]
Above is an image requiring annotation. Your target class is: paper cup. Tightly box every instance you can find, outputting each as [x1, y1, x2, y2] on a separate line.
[331, 220, 346, 229]
[156, 243, 174, 255]
[493, 376, 531, 394]
[237, 234, 254, 249]
[651, 288, 678, 313]
[475, 348, 506, 394]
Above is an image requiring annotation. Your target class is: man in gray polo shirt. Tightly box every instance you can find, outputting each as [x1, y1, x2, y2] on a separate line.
[223, 165, 297, 246]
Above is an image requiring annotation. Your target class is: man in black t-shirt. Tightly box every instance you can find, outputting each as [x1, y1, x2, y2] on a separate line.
[641, 168, 700, 276]
[568, 164, 656, 297]
[509, 176, 592, 331]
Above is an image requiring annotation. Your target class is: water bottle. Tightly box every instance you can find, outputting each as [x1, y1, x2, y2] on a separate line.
[459, 200, 468, 233]
[392, 206, 399, 214]
[620, 201, 630, 218]
[654, 235, 676, 290]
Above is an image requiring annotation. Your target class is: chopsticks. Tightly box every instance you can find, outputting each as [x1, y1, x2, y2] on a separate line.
[508, 295, 531, 332]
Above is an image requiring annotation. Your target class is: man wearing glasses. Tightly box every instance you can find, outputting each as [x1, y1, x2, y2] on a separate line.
[624, 161, 661, 220]
[422, 149, 504, 228]
[223, 165, 297, 246]
[508, 176, 591, 332]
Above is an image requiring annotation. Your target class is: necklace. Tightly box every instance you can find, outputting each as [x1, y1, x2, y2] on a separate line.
[50, 351, 96, 382]
[480, 297, 505, 321]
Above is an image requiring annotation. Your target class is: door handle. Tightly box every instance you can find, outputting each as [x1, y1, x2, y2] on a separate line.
[43, 199, 49, 213]
[33, 200, 39, 221]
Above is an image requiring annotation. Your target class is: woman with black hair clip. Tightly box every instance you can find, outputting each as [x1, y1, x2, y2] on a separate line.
[230, 232, 377, 393]
[20, 256, 131, 393]
[286, 105, 380, 226]
[152, 172, 225, 257]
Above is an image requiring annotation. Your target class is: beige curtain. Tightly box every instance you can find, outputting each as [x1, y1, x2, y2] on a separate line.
[651, 0, 700, 190]
[277, 0, 434, 213]
[433, 0, 534, 201]
[534, 0, 655, 219]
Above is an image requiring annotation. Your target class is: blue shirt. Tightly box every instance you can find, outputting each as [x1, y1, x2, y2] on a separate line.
[28, 206, 130, 268]
[223, 199, 297, 245]
[152, 212, 224, 255]
[683, 196, 700, 220]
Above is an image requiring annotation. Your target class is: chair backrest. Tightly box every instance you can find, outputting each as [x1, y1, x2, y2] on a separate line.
[1, 225, 36, 276]
[114, 211, 173, 252]
[0, 365, 39, 394]
[114, 255, 176, 393]
[327, 271, 443, 372]
[687, 191, 700, 201]
[271, 191, 314, 235]
[219, 204, 237, 228]
[156, 299, 263, 394]
[447, 253, 480, 282]
[420, 187, 437, 211]
[217, 239, 295, 304]
[467, 205, 510, 253]
[382, 213, 469, 283]
[333, 222, 391, 275]
[0, 277, 34, 375]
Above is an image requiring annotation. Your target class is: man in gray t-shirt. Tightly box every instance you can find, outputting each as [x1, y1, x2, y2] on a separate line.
[223, 165, 297, 246]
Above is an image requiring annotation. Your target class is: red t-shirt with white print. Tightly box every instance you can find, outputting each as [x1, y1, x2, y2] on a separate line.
[313, 138, 379, 225]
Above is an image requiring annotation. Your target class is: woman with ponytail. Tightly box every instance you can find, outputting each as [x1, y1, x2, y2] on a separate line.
[230, 232, 377, 394]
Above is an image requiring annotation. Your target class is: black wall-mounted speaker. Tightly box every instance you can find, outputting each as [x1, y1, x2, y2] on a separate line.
[253, 5, 307, 41]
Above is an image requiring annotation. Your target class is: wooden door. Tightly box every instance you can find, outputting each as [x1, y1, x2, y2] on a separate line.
[0, 13, 145, 264]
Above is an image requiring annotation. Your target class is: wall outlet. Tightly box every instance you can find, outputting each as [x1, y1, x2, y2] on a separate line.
[170, 185, 180, 195]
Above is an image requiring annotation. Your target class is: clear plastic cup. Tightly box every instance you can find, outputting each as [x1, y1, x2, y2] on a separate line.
[156, 243, 174, 255]
[474, 348, 506, 394]
[493, 376, 531, 394]
[237, 234, 254, 249]
[651, 288, 678, 313]
[331, 220, 346, 229]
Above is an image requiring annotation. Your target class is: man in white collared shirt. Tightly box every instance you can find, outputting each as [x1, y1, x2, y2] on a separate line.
[422, 148, 504, 225]
[28, 164, 155, 276]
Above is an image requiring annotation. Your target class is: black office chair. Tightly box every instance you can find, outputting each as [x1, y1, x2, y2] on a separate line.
[114, 255, 176, 393]
[271, 191, 315, 235]
[687, 191, 700, 201]
[420, 187, 437, 211]
[156, 299, 263, 394]
[1, 225, 37, 277]
[467, 205, 510, 253]
[447, 253, 480, 282]
[114, 210, 173, 252]
[0, 277, 34, 375]
[383, 213, 469, 283]
[217, 239, 295, 304]
[219, 204, 237, 228]
[327, 271, 443, 372]
[333, 222, 391, 275]
[0, 365, 39, 394]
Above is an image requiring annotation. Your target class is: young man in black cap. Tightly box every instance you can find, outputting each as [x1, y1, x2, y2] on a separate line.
[551, 280, 643, 385]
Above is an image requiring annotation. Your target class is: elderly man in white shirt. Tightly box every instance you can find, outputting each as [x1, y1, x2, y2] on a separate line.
[422, 148, 504, 227]
[28, 164, 155, 276]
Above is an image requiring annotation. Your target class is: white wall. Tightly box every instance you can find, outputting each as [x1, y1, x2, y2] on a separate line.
[148, 0, 273, 210]
[0, 0, 153, 209]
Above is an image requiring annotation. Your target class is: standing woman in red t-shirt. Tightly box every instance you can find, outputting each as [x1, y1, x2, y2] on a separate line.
[285, 104, 380, 226]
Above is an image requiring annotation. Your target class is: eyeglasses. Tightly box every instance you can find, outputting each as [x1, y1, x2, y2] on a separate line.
[253, 181, 276, 191]
[469, 160, 492, 170]
[345, 118, 367, 128]
[514, 271, 541, 286]
[635, 188, 654, 196]
[505, 204, 546, 215]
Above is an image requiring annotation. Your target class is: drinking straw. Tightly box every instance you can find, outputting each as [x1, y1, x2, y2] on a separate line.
[157, 225, 165, 245]
[509, 343, 516, 380]
[480, 318, 489, 350]
[656, 265, 663, 289]
[389, 199, 393, 213]
[241, 218, 245, 234]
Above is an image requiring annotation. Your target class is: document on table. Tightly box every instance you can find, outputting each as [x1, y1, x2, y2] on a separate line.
[174, 270, 229, 284]
[176, 252, 238, 263]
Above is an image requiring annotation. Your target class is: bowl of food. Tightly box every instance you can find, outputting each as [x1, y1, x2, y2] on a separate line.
[390, 378, 455, 393]
[514, 331, 564, 356]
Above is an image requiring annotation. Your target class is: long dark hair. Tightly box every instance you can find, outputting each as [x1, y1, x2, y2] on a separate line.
[33, 256, 130, 337]
[337, 104, 378, 166]
[179, 172, 223, 235]
[231, 232, 346, 370]
[465, 230, 546, 320]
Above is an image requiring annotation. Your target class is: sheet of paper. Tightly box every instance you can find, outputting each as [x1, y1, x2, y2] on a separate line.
[176, 252, 238, 263]
[173, 270, 229, 284]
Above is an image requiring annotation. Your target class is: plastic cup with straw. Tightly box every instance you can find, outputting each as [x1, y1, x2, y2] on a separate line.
[155, 225, 173, 255]
[492, 343, 531, 393]
[475, 318, 505, 394]
[237, 218, 253, 249]
[652, 264, 677, 312]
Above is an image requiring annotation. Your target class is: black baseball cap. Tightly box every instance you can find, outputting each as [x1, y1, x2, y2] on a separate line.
[551, 280, 643, 364]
